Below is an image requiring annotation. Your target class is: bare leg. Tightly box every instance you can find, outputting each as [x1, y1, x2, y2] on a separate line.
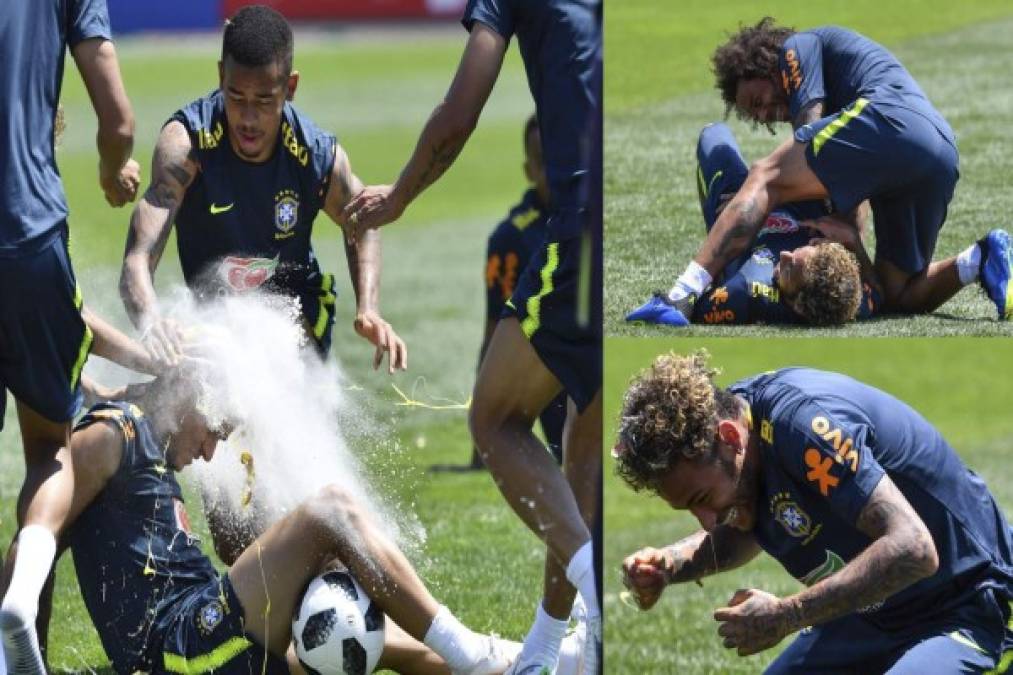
[876, 256, 964, 313]
[377, 621, 450, 675]
[469, 318, 591, 567]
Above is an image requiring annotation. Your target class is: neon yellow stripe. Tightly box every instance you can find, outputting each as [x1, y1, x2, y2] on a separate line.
[69, 325, 93, 392]
[163, 636, 253, 674]
[696, 165, 706, 197]
[313, 274, 335, 339]
[987, 649, 1013, 674]
[73, 282, 84, 310]
[948, 630, 987, 655]
[706, 170, 723, 198]
[812, 98, 869, 156]
[520, 243, 559, 338]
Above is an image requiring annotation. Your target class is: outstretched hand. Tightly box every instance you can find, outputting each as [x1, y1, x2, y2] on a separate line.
[713, 588, 792, 656]
[343, 185, 403, 244]
[621, 546, 676, 610]
[354, 310, 408, 373]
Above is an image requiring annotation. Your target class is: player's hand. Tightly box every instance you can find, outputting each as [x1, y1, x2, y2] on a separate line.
[621, 546, 676, 610]
[804, 216, 860, 250]
[713, 588, 791, 656]
[140, 316, 186, 371]
[354, 310, 408, 373]
[100, 158, 141, 207]
[343, 185, 404, 244]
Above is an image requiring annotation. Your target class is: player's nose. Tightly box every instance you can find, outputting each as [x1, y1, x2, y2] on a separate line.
[690, 506, 718, 532]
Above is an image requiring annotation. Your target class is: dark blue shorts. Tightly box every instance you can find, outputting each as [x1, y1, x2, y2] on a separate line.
[0, 224, 89, 428]
[765, 588, 1013, 674]
[154, 574, 288, 675]
[503, 217, 601, 413]
[796, 99, 960, 275]
[304, 272, 337, 357]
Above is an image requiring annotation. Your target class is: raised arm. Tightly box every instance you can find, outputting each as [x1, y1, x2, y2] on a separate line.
[792, 101, 824, 130]
[71, 38, 139, 207]
[714, 475, 937, 656]
[119, 120, 197, 366]
[323, 144, 407, 372]
[622, 526, 760, 610]
[343, 22, 507, 235]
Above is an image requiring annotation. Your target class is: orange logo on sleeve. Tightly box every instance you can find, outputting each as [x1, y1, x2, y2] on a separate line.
[805, 448, 840, 496]
[782, 48, 803, 93]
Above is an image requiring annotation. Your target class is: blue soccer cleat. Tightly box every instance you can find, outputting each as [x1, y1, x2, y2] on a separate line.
[625, 292, 690, 326]
[980, 229, 1013, 320]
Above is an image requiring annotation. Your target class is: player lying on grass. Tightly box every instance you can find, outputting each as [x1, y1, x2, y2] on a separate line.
[614, 351, 1013, 673]
[653, 18, 1013, 324]
[628, 122, 875, 326]
[41, 370, 549, 674]
[630, 119, 1013, 326]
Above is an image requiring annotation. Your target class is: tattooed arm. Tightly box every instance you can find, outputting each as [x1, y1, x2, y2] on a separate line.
[343, 22, 506, 236]
[324, 144, 407, 372]
[119, 120, 197, 366]
[792, 100, 824, 130]
[622, 527, 760, 610]
[714, 475, 938, 656]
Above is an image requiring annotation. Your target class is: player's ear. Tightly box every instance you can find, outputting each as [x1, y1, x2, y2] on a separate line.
[716, 419, 744, 454]
[286, 71, 300, 101]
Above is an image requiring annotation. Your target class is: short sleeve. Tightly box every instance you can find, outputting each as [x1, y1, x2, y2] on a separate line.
[769, 391, 886, 524]
[309, 134, 337, 212]
[486, 223, 523, 320]
[461, 0, 514, 41]
[780, 32, 825, 121]
[67, 0, 112, 46]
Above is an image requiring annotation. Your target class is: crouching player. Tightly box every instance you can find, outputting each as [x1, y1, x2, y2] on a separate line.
[615, 351, 1013, 673]
[59, 373, 525, 674]
[627, 123, 876, 326]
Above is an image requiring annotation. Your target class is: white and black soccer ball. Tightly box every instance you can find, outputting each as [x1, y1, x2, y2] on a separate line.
[293, 569, 386, 675]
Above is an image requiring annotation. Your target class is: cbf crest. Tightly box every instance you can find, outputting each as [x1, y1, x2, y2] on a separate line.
[274, 188, 300, 240]
[197, 598, 226, 634]
[770, 491, 813, 538]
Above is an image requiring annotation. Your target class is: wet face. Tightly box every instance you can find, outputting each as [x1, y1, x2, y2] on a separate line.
[219, 56, 297, 162]
[773, 245, 817, 298]
[165, 409, 231, 470]
[656, 443, 759, 532]
[735, 78, 790, 126]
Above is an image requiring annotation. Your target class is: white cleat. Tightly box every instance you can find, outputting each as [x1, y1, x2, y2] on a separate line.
[577, 615, 600, 675]
[458, 635, 523, 675]
[0, 609, 46, 675]
[555, 623, 587, 675]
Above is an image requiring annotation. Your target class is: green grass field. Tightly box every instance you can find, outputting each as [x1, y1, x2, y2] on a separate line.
[604, 337, 1013, 673]
[605, 1, 1013, 336]
[1, 26, 549, 672]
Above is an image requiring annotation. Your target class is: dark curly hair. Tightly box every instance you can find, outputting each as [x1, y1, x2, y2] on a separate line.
[223, 5, 294, 76]
[614, 351, 742, 493]
[793, 242, 863, 326]
[712, 17, 794, 120]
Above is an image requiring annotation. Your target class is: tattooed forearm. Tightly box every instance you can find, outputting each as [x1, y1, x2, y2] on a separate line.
[704, 197, 761, 265]
[792, 101, 824, 130]
[779, 478, 938, 632]
[667, 527, 760, 583]
[405, 137, 464, 202]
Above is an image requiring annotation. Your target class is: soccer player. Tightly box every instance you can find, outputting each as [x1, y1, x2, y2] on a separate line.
[628, 123, 873, 326]
[119, 5, 406, 372]
[615, 351, 1013, 672]
[652, 18, 1013, 323]
[342, 1, 602, 671]
[57, 374, 535, 674]
[0, 1, 144, 671]
[471, 114, 564, 468]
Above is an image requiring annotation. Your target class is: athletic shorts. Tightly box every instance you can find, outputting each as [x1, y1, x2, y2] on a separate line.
[154, 574, 288, 675]
[503, 213, 601, 413]
[796, 99, 960, 275]
[0, 224, 90, 428]
[765, 587, 1013, 674]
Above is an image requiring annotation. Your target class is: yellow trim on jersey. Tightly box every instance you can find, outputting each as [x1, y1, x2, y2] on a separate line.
[812, 98, 869, 156]
[312, 273, 336, 340]
[163, 636, 253, 674]
[70, 324, 93, 392]
[521, 243, 560, 338]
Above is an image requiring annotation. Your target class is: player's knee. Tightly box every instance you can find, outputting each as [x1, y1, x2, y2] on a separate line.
[305, 484, 366, 534]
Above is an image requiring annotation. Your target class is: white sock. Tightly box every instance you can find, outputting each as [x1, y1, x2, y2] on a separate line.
[956, 242, 983, 286]
[1, 525, 57, 625]
[423, 605, 484, 673]
[564, 542, 599, 620]
[519, 601, 568, 664]
[668, 261, 712, 302]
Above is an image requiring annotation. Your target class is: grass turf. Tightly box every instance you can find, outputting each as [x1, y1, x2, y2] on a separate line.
[1, 26, 548, 672]
[605, 3, 1013, 336]
[604, 337, 1013, 673]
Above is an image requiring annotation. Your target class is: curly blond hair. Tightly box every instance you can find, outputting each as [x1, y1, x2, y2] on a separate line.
[614, 350, 740, 492]
[793, 242, 862, 326]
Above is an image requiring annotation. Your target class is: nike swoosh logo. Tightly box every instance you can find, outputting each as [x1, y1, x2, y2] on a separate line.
[209, 202, 234, 215]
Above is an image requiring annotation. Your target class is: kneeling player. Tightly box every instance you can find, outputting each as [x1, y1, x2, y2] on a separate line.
[615, 351, 1013, 673]
[59, 373, 530, 674]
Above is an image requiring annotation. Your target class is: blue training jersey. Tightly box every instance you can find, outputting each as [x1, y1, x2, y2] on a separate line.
[486, 188, 550, 320]
[68, 402, 218, 673]
[462, 0, 600, 236]
[729, 368, 1013, 630]
[779, 26, 953, 142]
[171, 92, 337, 336]
[0, 0, 111, 255]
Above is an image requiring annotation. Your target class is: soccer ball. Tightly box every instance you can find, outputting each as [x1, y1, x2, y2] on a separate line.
[292, 569, 386, 675]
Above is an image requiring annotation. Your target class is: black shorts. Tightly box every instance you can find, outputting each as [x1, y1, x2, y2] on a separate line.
[154, 574, 288, 675]
[0, 224, 89, 428]
[503, 218, 601, 412]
